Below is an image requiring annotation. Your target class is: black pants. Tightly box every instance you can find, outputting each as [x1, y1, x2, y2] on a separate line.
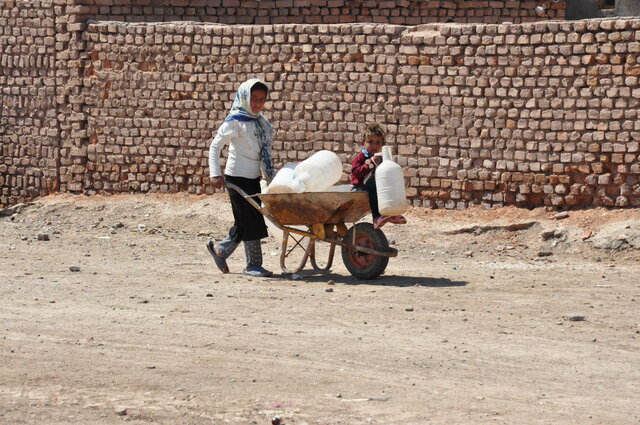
[224, 175, 268, 243]
[353, 179, 380, 219]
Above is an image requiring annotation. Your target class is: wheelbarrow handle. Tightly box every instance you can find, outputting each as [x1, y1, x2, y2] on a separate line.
[225, 182, 264, 212]
[225, 183, 292, 236]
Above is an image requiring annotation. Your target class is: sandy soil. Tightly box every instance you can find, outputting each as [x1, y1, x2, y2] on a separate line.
[1, 193, 639, 425]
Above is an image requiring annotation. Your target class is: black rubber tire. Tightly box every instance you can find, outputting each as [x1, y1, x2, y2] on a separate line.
[341, 222, 390, 280]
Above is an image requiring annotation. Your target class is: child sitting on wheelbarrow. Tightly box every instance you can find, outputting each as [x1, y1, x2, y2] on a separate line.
[350, 123, 406, 230]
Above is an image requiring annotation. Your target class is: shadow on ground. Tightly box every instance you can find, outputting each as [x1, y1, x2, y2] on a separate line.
[275, 271, 468, 288]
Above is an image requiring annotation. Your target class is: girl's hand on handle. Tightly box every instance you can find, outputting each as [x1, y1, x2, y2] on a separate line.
[210, 176, 225, 189]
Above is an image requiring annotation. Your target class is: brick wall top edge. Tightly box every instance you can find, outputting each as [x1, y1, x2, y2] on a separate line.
[85, 20, 411, 30]
[84, 21, 412, 36]
[84, 17, 640, 29]
[84, 18, 640, 36]
[411, 18, 640, 38]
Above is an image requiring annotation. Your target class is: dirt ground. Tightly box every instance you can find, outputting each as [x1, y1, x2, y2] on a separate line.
[1, 192, 639, 425]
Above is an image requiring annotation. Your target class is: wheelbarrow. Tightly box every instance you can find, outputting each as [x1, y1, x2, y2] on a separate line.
[226, 183, 398, 279]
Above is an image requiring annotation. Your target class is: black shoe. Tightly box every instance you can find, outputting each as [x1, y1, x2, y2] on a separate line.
[242, 266, 273, 277]
[207, 241, 229, 273]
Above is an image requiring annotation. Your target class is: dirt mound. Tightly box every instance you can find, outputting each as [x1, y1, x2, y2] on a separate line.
[6, 193, 640, 262]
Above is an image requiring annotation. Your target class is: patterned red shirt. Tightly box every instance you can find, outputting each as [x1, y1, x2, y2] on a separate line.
[350, 150, 377, 187]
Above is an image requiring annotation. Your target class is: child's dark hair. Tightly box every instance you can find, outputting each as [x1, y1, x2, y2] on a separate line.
[251, 81, 268, 94]
[361, 122, 386, 144]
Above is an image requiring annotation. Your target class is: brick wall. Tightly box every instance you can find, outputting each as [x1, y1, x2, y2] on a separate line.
[75, 0, 565, 25]
[403, 20, 640, 208]
[72, 19, 640, 209]
[0, 0, 59, 206]
[2, 2, 639, 210]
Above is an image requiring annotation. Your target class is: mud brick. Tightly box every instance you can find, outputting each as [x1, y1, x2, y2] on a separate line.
[611, 153, 625, 163]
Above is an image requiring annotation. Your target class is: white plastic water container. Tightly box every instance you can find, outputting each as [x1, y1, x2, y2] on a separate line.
[376, 146, 409, 216]
[328, 184, 352, 192]
[293, 150, 343, 192]
[266, 163, 304, 194]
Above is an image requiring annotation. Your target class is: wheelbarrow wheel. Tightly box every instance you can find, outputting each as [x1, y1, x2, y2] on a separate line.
[341, 223, 389, 280]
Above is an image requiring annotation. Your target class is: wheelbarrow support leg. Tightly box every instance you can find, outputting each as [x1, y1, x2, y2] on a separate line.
[309, 224, 336, 271]
[280, 230, 311, 275]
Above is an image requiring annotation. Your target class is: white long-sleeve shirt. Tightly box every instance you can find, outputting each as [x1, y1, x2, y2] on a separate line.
[208, 120, 263, 179]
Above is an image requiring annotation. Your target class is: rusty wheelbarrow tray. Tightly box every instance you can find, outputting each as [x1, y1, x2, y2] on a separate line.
[226, 183, 397, 279]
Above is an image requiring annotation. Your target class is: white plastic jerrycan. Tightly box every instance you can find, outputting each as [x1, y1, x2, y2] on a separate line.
[294, 150, 343, 192]
[266, 163, 304, 194]
[376, 146, 409, 216]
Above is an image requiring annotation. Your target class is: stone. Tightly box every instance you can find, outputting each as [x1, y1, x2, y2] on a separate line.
[554, 212, 569, 220]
